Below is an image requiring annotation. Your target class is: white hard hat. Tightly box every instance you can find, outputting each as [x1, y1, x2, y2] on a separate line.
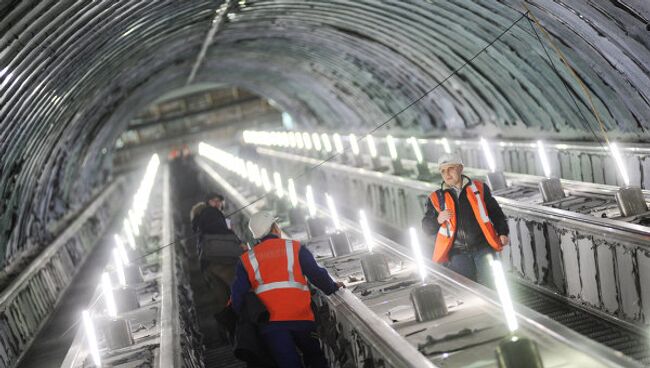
[248, 211, 278, 239]
[437, 153, 463, 169]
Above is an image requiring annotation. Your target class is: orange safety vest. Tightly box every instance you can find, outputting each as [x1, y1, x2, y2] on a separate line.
[429, 180, 503, 263]
[240, 238, 314, 322]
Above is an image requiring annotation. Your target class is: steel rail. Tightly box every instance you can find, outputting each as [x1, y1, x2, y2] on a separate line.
[158, 164, 181, 367]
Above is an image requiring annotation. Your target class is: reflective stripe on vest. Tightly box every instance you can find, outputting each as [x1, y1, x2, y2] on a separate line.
[438, 225, 451, 237]
[469, 182, 490, 223]
[248, 247, 264, 285]
[466, 181, 503, 253]
[246, 239, 308, 294]
[256, 281, 309, 293]
[286, 240, 295, 283]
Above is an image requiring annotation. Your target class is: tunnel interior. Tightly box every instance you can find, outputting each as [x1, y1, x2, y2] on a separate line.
[1, 0, 649, 275]
[0, 1, 649, 367]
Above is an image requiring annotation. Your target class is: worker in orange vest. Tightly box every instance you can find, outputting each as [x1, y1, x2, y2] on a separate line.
[230, 212, 344, 368]
[421, 154, 509, 285]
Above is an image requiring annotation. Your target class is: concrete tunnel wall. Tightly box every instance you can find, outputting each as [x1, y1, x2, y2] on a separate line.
[0, 0, 648, 270]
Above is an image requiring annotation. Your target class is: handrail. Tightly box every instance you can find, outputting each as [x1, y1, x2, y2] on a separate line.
[0, 177, 124, 306]
[158, 164, 181, 367]
[60, 165, 180, 368]
[336, 215, 643, 368]
[371, 135, 650, 155]
[0, 178, 124, 368]
[198, 158, 642, 368]
[330, 289, 438, 368]
[196, 157, 438, 368]
[256, 148, 650, 245]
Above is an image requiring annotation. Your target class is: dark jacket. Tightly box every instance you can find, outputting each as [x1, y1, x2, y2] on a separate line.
[421, 176, 509, 253]
[196, 206, 240, 263]
[197, 206, 234, 235]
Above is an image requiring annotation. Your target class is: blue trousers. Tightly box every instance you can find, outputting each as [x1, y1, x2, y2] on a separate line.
[446, 247, 495, 287]
[260, 322, 328, 368]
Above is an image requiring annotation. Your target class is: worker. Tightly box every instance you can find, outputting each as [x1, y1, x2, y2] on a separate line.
[197, 193, 233, 236]
[421, 153, 509, 285]
[231, 212, 344, 368]
[196, 192, 244, 321]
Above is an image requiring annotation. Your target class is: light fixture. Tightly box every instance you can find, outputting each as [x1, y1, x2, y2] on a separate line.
[490, 257, 519, 332]
[246, 161, 256, 183]
[237, 158, 247, 179]
[113, 248, 127, 287]
[305, 185, 317, 218]
[387, 135, 398, 160]
[349, 134, 360, 155]
[303, 132, 313, 150]
[114, 234, 130, 265]
[325, 193, 341, 230]
[288, 179, 298, 207]
[480, 137, 497, 172]
[367, 135, 378, 158]
[609, 142, 630, 187]
[295, 132, 305, 149]
[252, 164, 262, 187]
[82, 310, 101, 367]
[332, 133, 344, 153]
[128, 210, 139, 236]
[312, 133, 322, 151]
[101, 273, 118, 318]
[273, 172, 285, 198]
[288, 132, 297, 148]
[281, 131, 290, 147]
[537, 140, 552, 178]
[240, 130, 252, 144]
[260, 168, 273, 192]
[321, 133, 332, 153]
[409, 227, 427, 283]
[410, 137, 424, 163]
[198, 141, 210, 157]
[359, 210, 373, 252]
[123, 219, 137, 250]
[127, 154, 160, 231]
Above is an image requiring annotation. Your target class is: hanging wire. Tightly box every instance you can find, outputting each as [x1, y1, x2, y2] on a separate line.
[223, 11, 530, 219]
[111, 11, 531, 262]
[524, 5, 610, 150]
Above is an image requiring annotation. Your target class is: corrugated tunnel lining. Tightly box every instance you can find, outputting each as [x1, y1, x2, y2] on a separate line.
[0, 0, 648, 270]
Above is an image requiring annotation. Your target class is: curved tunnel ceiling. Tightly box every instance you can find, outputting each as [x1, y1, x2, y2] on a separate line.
[0, 0, 648, 267]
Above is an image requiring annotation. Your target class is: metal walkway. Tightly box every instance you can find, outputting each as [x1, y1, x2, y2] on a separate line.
[510, 281, 650, 366]
[197, 149, 644, 368]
